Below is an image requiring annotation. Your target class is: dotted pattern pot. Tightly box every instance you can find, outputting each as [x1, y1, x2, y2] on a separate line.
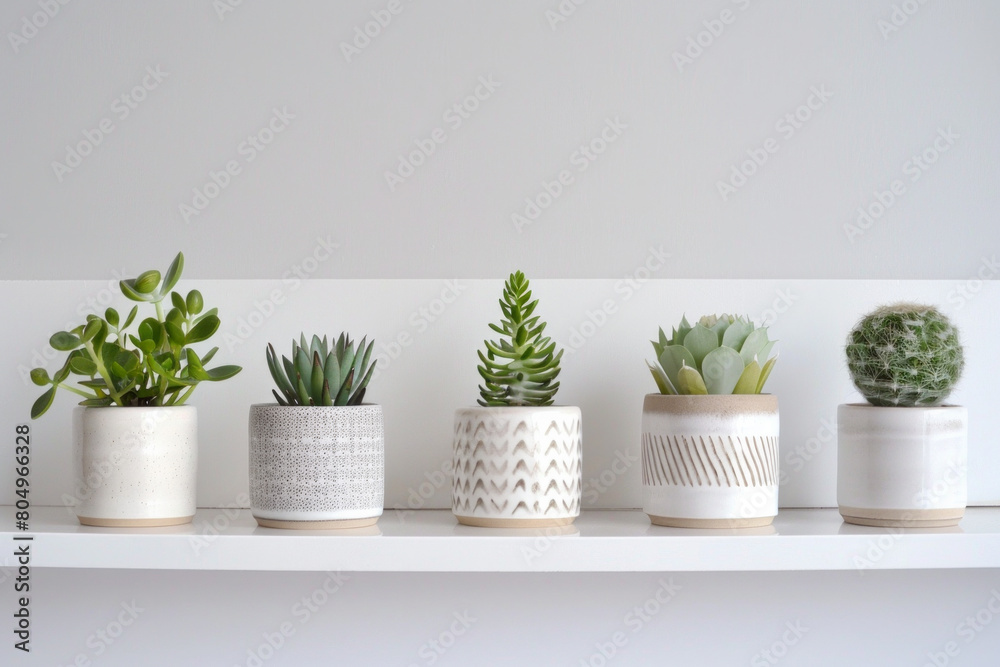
[249, 404, 384, 529]
[641, 394, 779, 528]
[72, 406, 198, 527]
[837, 403, 967, 528]
[452, 406, 582, 528]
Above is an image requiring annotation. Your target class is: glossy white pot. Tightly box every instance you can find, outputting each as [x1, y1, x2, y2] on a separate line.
[72, 406, 198, 527]
[641, 394, 779, 528]
[837, 404, 967, 527]
[249, 404, 385, 529]
[452, 406, 582, 528]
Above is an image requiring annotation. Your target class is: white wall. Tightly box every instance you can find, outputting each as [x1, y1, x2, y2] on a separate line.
[3, 1, 999, 665]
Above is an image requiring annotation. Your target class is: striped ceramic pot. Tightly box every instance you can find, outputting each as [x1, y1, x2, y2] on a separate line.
[641, 394, 779, 528]
[452, 406, 582, 528]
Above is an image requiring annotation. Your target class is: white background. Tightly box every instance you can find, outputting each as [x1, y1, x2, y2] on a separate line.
[2, 1, 999, 665]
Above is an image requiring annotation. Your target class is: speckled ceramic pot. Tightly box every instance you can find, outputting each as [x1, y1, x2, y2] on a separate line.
[72, 406, 198, 527]
[249, 404, 384, 529]
[452, 406, 582, 528]
[838, 404, 967, 528]
[641, 394, 779, 528]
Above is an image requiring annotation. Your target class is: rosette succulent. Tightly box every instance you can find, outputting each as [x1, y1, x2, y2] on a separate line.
[267, 333, 376, 407]
[846, 303, 964, 407]
[648, 314, 778, 395]
[30, 252, 242, 418]
[477, 271, 562, 406]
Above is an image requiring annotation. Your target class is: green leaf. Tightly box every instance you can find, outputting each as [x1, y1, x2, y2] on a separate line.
[80, 318, 103, 342]
[733, 360, 762, 394]
[757, 355, 778, 393]
[657, 345, 696, 394]
[186, 290, 204, 316]
[200, 347, 218, 365]
[185, 349, 208, 381]
[676, 364, 708, 395]
[682, 324, 719, 370]
[120, 279, 155, 302]
[186, 315, 220, 345]
[165, 322, 185, 347]
[310, 352, 324, 401]
[171, 291, 188, 316]
[135, 270, 161, 294]
[69, 356, 98, 376]
[50, 332, 82, 351]
[30, 387, 56, 419]
[30, 368, 50, 386]
[203, 365, 241, 381]
[105, 308, 120, 328]
[701, 346, 744, 395]
[739, 328, 771, 366]
[647, 361, 674, 395]
[721, 320, 753, 351]
[161, 252, 184, 295]
[79, 397, 114, 407]
[121, 305, 139, 330]
[324, 351, 341, 395]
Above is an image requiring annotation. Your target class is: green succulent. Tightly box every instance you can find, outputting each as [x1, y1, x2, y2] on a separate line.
[648, 314, 778, 395]
[846, 303, 964, 407]
[30, 252, 242, 418]
[267, 333, 376, 407]
[477, 271, 563, 406]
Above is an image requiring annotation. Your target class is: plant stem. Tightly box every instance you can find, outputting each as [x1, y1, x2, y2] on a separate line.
[82, 340, 124, 406]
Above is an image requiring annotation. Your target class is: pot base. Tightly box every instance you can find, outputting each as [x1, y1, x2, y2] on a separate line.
[647, 514, 775, 529]
[254, 516, 379, 530]
[839, 506, 964, 528]
[455, 515, 576, 528]
[78, 515, 194, 528]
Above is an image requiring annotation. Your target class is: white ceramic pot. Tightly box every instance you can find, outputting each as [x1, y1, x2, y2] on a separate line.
[72, 406, 198, 527]
[249, 404, 385, 529]
[641, 394, 779, 528]
[452, 406, 582, 528]
[837, 403, 967, 528]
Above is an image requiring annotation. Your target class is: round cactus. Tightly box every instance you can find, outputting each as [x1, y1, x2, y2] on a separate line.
[846, 303, 964, 407]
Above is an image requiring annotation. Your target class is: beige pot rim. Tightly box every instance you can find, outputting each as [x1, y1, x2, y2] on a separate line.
[642, 393, 777, 414]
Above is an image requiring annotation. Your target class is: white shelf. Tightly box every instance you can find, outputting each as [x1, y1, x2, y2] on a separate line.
[3, 507, 1000, 572]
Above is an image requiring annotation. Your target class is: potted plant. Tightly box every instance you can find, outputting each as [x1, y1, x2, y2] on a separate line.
[30, 252, 241, 527]
[249, 333, 384, 529]
[838, 303, 967, 527]
[643, 314, 779, 528]
[452, 271, 582, 528]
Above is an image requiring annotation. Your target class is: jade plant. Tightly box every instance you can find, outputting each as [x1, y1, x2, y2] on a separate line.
[846, 303, 964, 407]
[648, 314, 778, 395]
[477, 271, 563, 406]
[30, 252, 242, 418]
[267, 333, 376, 406]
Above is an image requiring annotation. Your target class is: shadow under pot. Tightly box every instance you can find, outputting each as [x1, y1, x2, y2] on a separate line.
[452, 405, 582, 528]
[837, 403, 967, 528]
[73, 405, 198, 527]
[249, 404, 385, 529]
[641, 394, 779, 528]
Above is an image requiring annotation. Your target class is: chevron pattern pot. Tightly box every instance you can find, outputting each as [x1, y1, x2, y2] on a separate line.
[641, 394, 779, 528]
[452, 406, 582, 528]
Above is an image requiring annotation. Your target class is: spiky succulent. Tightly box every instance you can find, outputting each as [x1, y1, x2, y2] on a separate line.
[648, 314, 778, 395]
[267, 333, 376, 407]
[477, 271, 563, 406]
[846, 303, 963, 407]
